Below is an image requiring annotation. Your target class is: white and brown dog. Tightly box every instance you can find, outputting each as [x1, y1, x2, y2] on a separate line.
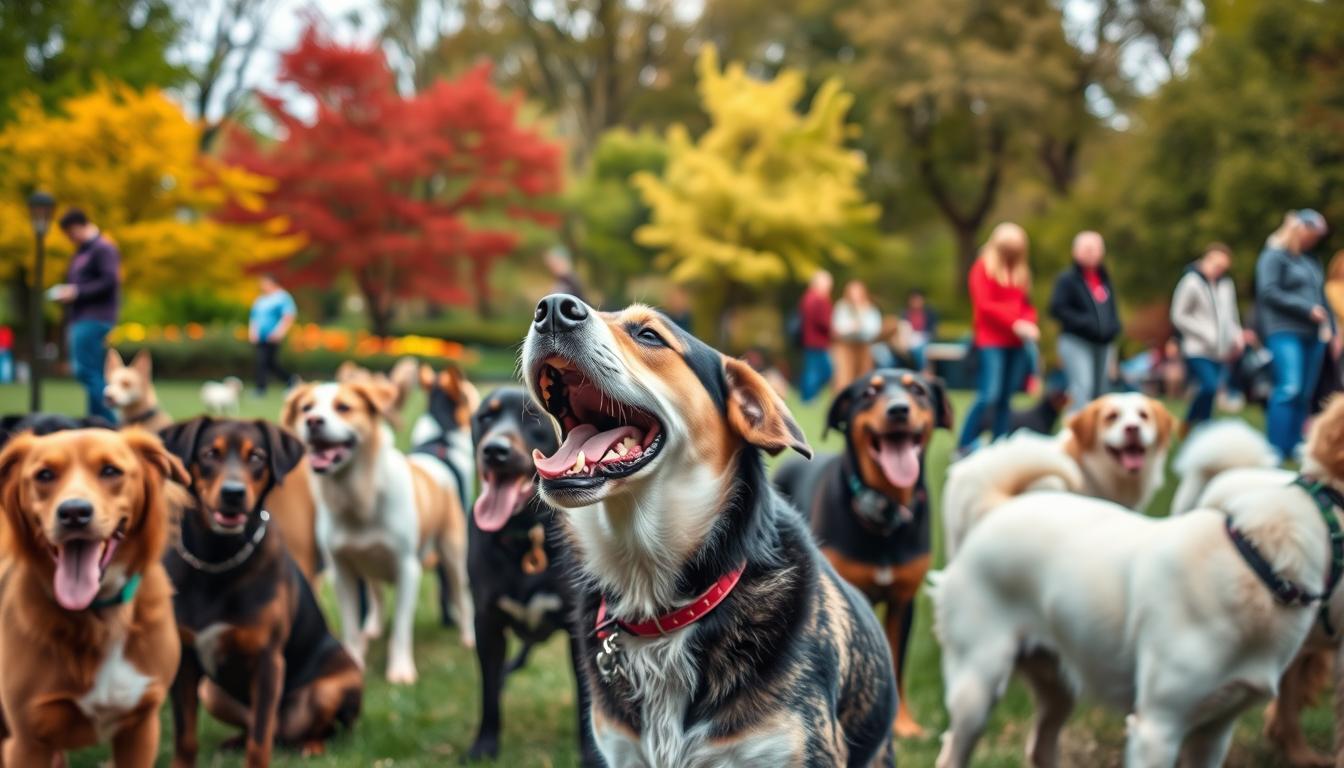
[942, 392, 1174, 559]
[282, 380, 474, 685]
[104, 350, 173, 431]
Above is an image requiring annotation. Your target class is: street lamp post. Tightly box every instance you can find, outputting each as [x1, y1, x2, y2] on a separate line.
[26, 192, 55, 412]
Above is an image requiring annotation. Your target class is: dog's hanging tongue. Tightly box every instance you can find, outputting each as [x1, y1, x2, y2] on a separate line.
[474, 473, 531, 532]
[535, 424, 643, 478]
[54, 540, 102, 611]
[874, 437, 922, 489]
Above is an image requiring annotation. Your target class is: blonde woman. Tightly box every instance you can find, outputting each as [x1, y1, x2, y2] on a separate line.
[831, 280, 883, 390]
[1256, 209, 1331, 459]
[957, 222, 1039, 452]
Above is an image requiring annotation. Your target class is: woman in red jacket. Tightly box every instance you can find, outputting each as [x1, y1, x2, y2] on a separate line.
[957, 222, 1040, 451]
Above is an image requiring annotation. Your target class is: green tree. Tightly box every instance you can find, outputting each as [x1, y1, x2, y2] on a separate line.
[634, 47, 877, 341]
[569, 129, 668, 306]
[0, 0, 184, 125]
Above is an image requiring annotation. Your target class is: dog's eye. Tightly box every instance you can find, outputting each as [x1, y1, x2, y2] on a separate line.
[635, 327, 666, 347]
[1105, 412, 1119, 423]
[34, 468, 55, 483]
[1139, 411, 1150, 421]
[864, 386, 879, 398]
[335, 402, 352, 414]
[100, 465, 123, 479]
[907, 382, 925, 397]
[248, 451, 265, 466]
[202, 447, 221, 461]
[301, 403, 313, 413]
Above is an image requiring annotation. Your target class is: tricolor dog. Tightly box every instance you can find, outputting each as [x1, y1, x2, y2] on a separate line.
[775, 368, 953, 738]
[0, 428, 187, 766]
[523, 293, 896, 767]
[283, 380, 474, 685]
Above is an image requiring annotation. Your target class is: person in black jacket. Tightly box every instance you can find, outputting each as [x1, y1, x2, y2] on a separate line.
[1049, 231, 1121, 413]
[50, 208, 120, 422]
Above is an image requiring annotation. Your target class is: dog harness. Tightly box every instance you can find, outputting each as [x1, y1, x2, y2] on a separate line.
[1225, 476, 1344, 635]
[89, 572, 141, 611]
[592, 564, 746, 687]
[174, 510, 271, 574]
[845, 468, 914, 535]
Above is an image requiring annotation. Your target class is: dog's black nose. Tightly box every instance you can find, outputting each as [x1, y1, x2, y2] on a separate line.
[533, 294, 588, 335]
[306, 415, 324, 430]
[482, 438, 512, 467]
[57, 499, 93, 530]
[887, 402, 910, 422]
[1124, 424, 1141, 439]
[220, 481, 247, 506]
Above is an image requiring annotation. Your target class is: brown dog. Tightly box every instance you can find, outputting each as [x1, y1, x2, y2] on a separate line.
[0, 428, 186, 766]
[104, 350, 174, 431]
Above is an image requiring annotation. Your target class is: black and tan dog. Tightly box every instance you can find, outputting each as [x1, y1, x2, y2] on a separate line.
[775, 368, 952, 738]
[522, 293, 896, 766]
[465, 387, 600, 765]
[159, 417, 362, 765]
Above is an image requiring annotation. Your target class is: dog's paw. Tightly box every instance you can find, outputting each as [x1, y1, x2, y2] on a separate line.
[301, 740, 327, 758]
[893, 710, 925, 739]
[460, 630, 477, 650]
[387, 659, 418, 685]
[464, 737, 499, 763]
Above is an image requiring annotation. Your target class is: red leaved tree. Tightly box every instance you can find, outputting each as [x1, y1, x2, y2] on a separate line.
[223, 24, 563, 335]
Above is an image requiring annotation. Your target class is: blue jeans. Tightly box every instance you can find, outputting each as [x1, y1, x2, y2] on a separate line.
[958, 345, 1030, 449]
[800, 348, 833, 403]
[1266, 332, 1326, 459]
[1185, 356, 1224, 426]
[69, 320, 115, 422]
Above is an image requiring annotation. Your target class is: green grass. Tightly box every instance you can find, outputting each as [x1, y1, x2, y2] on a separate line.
[0, 379, 1328, 766]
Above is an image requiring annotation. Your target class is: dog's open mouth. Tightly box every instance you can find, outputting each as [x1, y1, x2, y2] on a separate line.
[212, 508, 249, 531]
[532, 357, 664, 488]
[307, 437, 355, 473]
[50, 520, 126, 611]
[475, 471, 534, 532]
[1107, 441, 1148, 474]
[867, 427, 923, 488]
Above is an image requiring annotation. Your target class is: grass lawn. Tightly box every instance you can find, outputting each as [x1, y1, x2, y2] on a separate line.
[0, 379, 1328, 766]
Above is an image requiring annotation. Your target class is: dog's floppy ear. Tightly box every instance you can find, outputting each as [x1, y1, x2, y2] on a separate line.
[1149, 397, 1176, 447]
[350, 380, 400, 420]
[130, 348, 153, 379]
[125, 427, 191, 488]
[158, 417, 210, 468]
[105, 347, 125, 376]
[0, 433, 35, 549]
[1308, 396, 1344, 478]
[825, 379, 864, 438]
[256, 420, 305, 481]
[280, 383, 315, 431]
[928, 375, 955, 431]
[723, 356, 811, 459]
[1066, 400, 1102, 449]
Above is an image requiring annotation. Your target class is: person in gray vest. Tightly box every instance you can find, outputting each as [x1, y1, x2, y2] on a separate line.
[1171, 243, 1245, 432]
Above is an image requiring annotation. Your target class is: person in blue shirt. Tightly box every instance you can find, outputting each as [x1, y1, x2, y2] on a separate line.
[249, 274, 297, 396]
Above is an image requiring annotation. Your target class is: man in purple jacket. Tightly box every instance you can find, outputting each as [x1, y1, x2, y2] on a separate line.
[50, 209, 120, 421]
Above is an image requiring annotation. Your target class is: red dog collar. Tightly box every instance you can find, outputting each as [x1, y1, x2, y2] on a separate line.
[595, 564, 746, 639]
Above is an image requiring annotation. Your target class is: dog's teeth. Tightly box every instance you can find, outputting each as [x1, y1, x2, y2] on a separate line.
[574, 451, 586, 473]
[532, 449, 544, 463]
[602, 450, 619, 462]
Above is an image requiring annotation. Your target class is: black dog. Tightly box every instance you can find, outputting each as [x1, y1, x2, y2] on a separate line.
[465, 387, 600, 765]
[0, 413, 113, 447]
[775, 368, 951, 738]
[975, 369, 1070, 436]
[159, 417, 362, 763]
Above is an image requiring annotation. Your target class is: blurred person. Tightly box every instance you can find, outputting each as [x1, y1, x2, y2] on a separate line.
[1257, 209, 1332, 459]
[50, 208, 119, 422]
[1050, 230, 1121, 413]
[797, 270, 834, 402]
[830, 279, 882, 390]
[903, 289, 938, 373]
[0, 324, 11, 383]
[957, 222, 1038, 453]
[545, 246, 584, 302]
[1171, 242, 1245, 431]
[249, 273, 297, 396]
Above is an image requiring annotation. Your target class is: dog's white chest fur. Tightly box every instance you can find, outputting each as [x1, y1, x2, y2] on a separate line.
[78, 632, 151, 741]
[497, 593, 563, 632]
[594, 632, 800, 767]
[193, 622, 233, 678]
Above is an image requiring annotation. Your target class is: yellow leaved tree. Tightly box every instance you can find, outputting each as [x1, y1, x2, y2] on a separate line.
[634, 47, 878, 341]
[0, 83, 302, 319]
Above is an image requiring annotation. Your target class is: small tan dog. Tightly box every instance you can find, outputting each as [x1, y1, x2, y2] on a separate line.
[104, 350, 172, 431]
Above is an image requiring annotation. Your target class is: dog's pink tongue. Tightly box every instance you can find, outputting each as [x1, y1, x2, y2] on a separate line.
[475, 473, 528, 532]
[1120, 449, 1146, 473]
[535, 425, 642, 478]
[876, 440, 922, 488]
[309, 446, 342, 471]
[54, 540, 102, 611]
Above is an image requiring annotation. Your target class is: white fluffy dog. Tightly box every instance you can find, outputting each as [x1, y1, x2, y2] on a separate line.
[199, 376, 243, 416]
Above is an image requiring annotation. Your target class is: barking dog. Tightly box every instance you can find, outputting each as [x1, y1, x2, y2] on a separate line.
[160, 417, 362, 765]
[465, 387, 601, 765]
[523, 293, 896, 767]
[0, 428, 187, 765]
[775, 368, 952, 738]
[283, 380, 474, 684]
[104, 349, 173, 430]
[933, 401, 1344, 767]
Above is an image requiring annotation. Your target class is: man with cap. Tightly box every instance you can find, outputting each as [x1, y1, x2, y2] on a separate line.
[1256, 208, 1332, 460]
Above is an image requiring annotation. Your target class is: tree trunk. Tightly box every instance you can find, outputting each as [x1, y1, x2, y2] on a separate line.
[954, 226, 978, 291]
[357, 275, 392, 337]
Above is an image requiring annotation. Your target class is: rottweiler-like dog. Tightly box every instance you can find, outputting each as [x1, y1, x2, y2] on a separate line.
[466, 387, 600, 765]
[522, 295, 895, 766]
[160, 417, 362, 765]
[775, 368, 952, 738]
